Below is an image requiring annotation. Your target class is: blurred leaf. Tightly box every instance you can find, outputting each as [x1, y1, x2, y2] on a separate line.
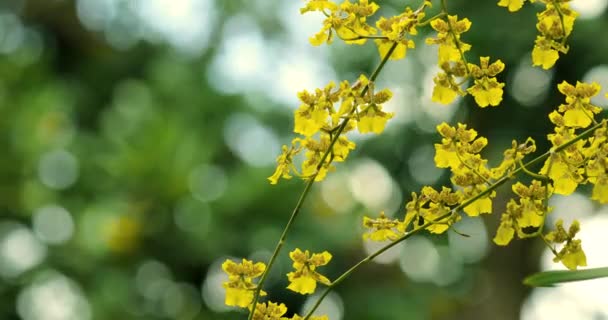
[524, 267, 608, 287]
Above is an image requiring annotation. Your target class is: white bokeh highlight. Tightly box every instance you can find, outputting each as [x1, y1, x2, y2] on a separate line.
[188, 164, 227, 202]
[0, 223, 46, 279]
[38, 149, 79, 190]
[301, 291, 344, 320]
[570, 0, 608, 19]
[399, 236, 440, 282]
[510, 55, 553, 107]
[408, 144, 443, 186]
[17, 271, 91, 320]
[448, 216, 489, 264]
[223, 113, 280, 167]
[522, 213, 608, 319]
[582, 65, 608, 108]
[33, 205, 75, 245]
[348, 159, 402, 214]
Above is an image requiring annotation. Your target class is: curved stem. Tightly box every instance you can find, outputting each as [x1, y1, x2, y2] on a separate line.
[518, 158, 550, 181]
[580, 105, 599, 126]
[541, 234, 559, 256]
[551, 0, 569, 43]
[247, 41, 399, 319]
[455, 147, 492, 185]
[418, 12, 447, 27]
[303, 119, 606, 319]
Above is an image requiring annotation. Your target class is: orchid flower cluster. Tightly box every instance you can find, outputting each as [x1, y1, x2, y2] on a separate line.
[498, 0, 578, 69]
[221, 0, 607, 319]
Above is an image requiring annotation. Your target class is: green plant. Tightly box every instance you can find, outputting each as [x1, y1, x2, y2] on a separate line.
[222, 1, 608, 318]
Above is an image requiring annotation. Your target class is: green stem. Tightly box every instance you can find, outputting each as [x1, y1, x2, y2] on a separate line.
[455, 147, 492, 185]
[551, 0, 569, 43]
[541, 234, 559, 256]
[368, 43, 399, 84]
[247, 42, 399, 319]
[340, 35, 389, 41]
[247, 179, 314, 319]
[303, 225, 421, 319]
[440, 0, 471, 75]
[517, 158, 550, 181]
[418, 12, 447, 27]
[303, 119, 606, 319]
[580, 105, 599, 126]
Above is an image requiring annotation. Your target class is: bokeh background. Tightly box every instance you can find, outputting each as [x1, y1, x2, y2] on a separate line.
[1, 0, 608, 319]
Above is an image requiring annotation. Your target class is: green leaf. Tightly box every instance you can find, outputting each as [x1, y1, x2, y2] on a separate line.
[524, 267, 608, 287]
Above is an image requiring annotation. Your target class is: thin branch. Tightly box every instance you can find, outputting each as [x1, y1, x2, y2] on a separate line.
[247, 41, 400, 320]
[303, 119, 606, 319]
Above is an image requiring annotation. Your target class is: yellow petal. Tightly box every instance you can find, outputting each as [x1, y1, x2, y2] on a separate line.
[375, 40, 406, 60]
[434, 145, 460, 169]
[560, 240, 587, 270]
[468, 85, 503, 108]
[463, 196, 492, 216]
[357, 115, 374, 133]
[563, 108, 592, 128]
[497, 0, 525, 12]
[370, 116, 390, 134]
[592, 176, 608, 204]
[516, 209, 544, 228]
[493, 220, 515, 246]
[432, 83, 458, 104]
[224, 288, 253, 308]
[541, 159, 579, 195]
[532, 46, 559, 69]
[561, 250, 587, 270]
[287, 274, 317, 294]
[438, 44, 461, 63]
[426, 223, 450, 234]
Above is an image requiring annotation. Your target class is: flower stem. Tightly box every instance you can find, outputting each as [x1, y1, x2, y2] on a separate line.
[247, 41, 399, 320]
[551, 0, 569, 44]
[440, 0, 471, 75]
[303, 119, 606, 319]
[517, 158, 550, 181]
[418, 12, 447, 27]
[340, 35, 389, 41]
